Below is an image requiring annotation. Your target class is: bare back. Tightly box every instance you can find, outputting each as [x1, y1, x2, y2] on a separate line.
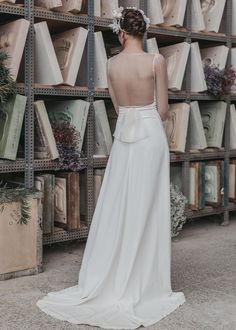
[107, 52, 169, 121]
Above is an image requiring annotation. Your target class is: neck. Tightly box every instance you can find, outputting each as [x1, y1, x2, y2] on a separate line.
[122, 38, 144, 53]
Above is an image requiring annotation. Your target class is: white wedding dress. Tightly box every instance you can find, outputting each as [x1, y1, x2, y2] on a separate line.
[36, 53, 186, 329]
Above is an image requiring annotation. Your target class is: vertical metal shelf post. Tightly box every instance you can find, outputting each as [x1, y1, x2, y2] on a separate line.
[140, 0, 147, 51]
[222, 0, 233, 225]
[24, 0, 34, 188]
[182, 0, 192, 205]
[86, 0, 95, 228]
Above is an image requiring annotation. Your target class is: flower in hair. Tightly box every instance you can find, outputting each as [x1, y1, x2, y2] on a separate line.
[112, 6, 124, 18]
[108, 6, 150, 34]
[108, 6, 124, 34]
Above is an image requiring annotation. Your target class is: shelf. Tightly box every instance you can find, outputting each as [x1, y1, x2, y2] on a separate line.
[228, 202, 236, 211]
[93, 89, 230, 101]
[230, 150, 236, 157]
[16, 83, 89, 97]
[34, 85, 89, 97]
[189, 150, 225, 160]
[0, 151, 225, 174]
[148, 25, 188, 38]
[16, 84, 235, 102]
[92, 155, 180, 168]
[93, 156, 109, 167]
[94, 88, 110, 98]
[190, 92, 223, 101]
[168, 91, 188, 100]
[34, 7, 88, 24]
[43, 224, 89, 245]
[93, 18, 225, 43]
[0, 151, 227, 174]
[34, 158, 88, 171]
[186, 205, 224, 219]
[170, 150, 226, 162]
[231, 35, 236, 44]
[0, 159, 89, 173]
[230, 94, 236, 101]
[0, 159, 26, 173]
[169, 92, 224, 101]
[0, 3, 25, 16]
[93, 151, 226, 167]
[191, 31, 227, 42]
[94, 16, 112, 29]
[148, 25, 227, 42]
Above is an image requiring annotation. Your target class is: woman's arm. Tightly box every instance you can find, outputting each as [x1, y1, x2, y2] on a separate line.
[154, 54, 169, 121]
[106, 58, 119, 114]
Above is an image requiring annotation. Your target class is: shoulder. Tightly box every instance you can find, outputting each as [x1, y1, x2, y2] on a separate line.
[152, 53, 166, 68]
[157, 53, 166, 63]
[106, 53, 120, 65]
[151, 53, 165, 61]
[106, 54, 119, 73]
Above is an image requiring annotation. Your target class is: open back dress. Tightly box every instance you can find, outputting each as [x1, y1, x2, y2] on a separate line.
[36, 52, 186, 329]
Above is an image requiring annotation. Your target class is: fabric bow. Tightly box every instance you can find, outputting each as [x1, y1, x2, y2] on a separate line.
[113, 108, 149, 143]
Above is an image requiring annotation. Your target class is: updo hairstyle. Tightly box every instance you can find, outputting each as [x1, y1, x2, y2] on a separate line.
[119, 8, 147, 38]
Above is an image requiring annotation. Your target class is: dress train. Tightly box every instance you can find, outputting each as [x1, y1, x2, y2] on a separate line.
[36, 102, 185, 329]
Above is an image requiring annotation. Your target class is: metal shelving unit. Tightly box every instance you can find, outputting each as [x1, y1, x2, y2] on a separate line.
[0, 0, 236, 246]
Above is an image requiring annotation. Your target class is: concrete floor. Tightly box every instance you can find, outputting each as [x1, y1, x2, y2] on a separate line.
[0, 216, 236, 330]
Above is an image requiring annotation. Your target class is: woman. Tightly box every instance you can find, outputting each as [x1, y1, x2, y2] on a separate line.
[37, 7, 186, 329]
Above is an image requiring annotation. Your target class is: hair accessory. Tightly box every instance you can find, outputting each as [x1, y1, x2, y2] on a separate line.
[108, 6, 150, 35]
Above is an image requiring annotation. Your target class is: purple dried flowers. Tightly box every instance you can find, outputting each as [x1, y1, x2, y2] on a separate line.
[52, 122, 86, 171]
[203, 62, 236, 97]
[222, 65, 236, 94]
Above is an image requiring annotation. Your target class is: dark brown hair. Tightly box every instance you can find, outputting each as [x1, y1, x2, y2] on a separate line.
[119, 8, 147, 38]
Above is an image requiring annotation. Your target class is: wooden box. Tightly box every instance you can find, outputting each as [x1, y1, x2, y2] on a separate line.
[0, 194, 42, 280]
[229, 159, 236, 202]
[189, 162, 205, 210]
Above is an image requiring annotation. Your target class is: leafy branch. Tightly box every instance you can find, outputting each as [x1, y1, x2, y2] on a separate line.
[0, 51, 16, 103]
[0, 183, 38, 225]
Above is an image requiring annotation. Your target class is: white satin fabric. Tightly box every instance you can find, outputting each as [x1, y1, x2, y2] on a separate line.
[36, 102, 186, 329]
[113, 102, 155, 143]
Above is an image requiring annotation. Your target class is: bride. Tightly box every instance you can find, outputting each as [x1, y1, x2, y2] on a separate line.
[37, 6, 186, 329]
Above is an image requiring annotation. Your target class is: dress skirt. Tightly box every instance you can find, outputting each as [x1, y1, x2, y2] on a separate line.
[36, 102, 186, 329]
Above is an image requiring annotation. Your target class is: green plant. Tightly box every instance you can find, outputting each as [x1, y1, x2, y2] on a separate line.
[0, 183, 38, 225]
[0, 51, 16, 103]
